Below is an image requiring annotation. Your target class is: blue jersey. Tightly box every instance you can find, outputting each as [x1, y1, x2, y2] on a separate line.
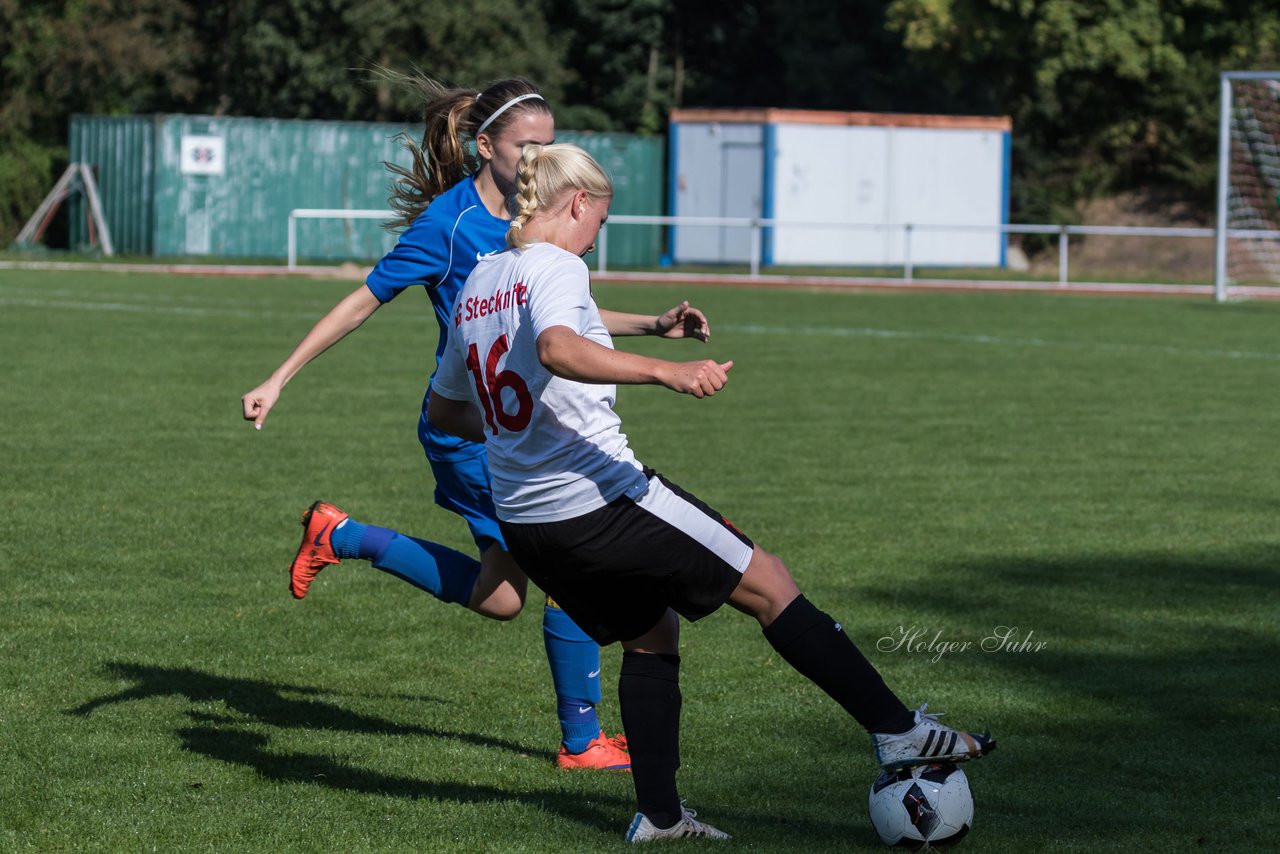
[365, 176, 508, 459]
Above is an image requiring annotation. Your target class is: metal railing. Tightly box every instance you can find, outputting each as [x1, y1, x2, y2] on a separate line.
[287, 208, 1280, 295]
[597, 215, 1223, 286]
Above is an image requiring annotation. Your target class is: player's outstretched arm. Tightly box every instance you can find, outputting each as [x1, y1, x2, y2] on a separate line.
[537, 325, 731, 398]
[240, 284, 383, 429]
[599, 300, 710, 341]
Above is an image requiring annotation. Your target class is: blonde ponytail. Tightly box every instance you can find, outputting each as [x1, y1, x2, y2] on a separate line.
[507, 145, 545, 248]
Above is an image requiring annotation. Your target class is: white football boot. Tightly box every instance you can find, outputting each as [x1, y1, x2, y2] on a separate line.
[871, 704, 996, 770]
[626, 804, 731, 842]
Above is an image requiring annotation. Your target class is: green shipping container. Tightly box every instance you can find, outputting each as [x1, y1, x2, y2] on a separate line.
[68, 114, 663, 265]
[68, 115, 156, 255]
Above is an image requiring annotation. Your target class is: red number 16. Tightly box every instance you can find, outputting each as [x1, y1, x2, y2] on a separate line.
[466, 334, 533, 436]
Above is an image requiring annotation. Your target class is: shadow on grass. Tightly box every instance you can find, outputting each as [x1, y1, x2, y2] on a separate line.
[71, 662, 530, 751]
[68, 662, 631, 832]
[175, 724, 627, 830]
[856, 545, 1280, 846]
[68, 662, 863, 845]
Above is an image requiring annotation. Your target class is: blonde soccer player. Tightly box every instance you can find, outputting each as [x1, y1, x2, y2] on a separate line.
[428, 142, 996, 842]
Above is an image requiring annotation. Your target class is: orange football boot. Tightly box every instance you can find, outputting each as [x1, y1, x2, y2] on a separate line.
[557, 732, 631, 771]
[289, 500, 348, 599]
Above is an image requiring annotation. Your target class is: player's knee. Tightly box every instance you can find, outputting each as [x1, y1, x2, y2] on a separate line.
[477, 591, 524, 620]
[469, 571, 527, 620]
[730, 548, 801, 624]
[756, 549, 800, 596]
[489, 604, 522, 621]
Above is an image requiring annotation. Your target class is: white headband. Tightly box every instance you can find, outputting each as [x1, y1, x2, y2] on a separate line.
[475, 93, 545, 137]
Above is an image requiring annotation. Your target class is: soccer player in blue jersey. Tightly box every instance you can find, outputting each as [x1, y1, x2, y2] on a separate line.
[240, 77, 710, 771]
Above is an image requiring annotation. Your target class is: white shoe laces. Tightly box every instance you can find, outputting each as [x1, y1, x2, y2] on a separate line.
[677, 803, 728, 839]
[915, 703, 946, 724]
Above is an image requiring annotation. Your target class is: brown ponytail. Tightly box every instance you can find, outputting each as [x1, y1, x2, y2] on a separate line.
[383, 74, 553, 230]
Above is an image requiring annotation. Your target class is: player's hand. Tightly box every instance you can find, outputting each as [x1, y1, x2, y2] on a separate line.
[655, 301, 710, 342]
[241, 380, 282, 429]
[658, 359, 733, 398]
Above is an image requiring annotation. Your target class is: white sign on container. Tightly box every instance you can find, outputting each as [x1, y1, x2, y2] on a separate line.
[180, 135, 225, 176]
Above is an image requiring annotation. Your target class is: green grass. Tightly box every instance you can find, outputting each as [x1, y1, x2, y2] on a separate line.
[2, 269, 1278, 852]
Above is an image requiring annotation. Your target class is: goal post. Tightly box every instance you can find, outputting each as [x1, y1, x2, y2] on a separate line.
[15, 163, 115, 256]
[1215, 71, 1280, 301]
[286, 208, 394, 269]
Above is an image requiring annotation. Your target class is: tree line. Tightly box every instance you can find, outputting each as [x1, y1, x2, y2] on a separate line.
[2, 0, 1278, 248]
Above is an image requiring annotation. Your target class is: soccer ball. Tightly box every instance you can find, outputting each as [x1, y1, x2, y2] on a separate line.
[868, 763, 973, 849]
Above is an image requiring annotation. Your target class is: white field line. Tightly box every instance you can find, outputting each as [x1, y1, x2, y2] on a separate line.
[0, 284, 303, 304]
[5, 287, 1280, 363]
[717, 323, 1280, 363]
[0, 294, 332, 322]
[0, 260, 346, 277]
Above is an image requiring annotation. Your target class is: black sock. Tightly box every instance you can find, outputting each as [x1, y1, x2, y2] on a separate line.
[762, 595, 912, 733]
[618, 651, 682, 829]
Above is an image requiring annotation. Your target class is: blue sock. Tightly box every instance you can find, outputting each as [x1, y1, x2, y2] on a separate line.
[342, 522, 480, 606]
[329, 518, 367, 559]
[558, 698, 601, 753]
[544, 600, 604, 753]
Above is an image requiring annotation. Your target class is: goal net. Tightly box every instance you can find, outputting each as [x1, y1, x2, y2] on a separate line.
[1217, 72, 1280, 297]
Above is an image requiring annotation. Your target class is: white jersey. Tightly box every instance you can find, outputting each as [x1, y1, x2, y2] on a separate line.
[433, 242, 648, 523]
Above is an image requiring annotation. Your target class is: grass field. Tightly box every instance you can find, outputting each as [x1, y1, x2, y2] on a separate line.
[2, 268, 1278, 852]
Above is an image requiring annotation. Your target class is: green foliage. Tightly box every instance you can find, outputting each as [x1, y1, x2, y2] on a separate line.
[0, 0, 201, 139]
[671, 0, 947, 114]
[0, 139, 63, 247]
[0, 0, 575, 247]
[3, 269, 1280, 850]
[885, 0, 1280, 219]
[539, 0, 674, 134]
[0, 0, 201, 244]
[0, 0, 575, 131]
[6, 0, 1280, 240]
[184, 0, 571, 121]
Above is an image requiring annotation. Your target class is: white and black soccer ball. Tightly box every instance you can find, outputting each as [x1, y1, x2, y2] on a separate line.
[868, 763, 973, 849]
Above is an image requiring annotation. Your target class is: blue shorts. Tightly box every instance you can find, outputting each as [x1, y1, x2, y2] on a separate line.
[418, 393, 505, 552]
[426, 450, 506, 553]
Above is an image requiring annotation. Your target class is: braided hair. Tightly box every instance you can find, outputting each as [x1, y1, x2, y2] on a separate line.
[507, 144, 612, 248]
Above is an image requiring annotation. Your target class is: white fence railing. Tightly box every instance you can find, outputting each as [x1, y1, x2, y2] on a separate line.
[597, 216, 1225, 285]
[287, 208, 1280, 297]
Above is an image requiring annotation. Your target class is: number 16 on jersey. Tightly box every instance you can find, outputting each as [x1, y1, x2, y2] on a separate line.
[466, 334, 533, 435]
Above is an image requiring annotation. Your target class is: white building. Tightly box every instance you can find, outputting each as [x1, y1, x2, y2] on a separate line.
[668, 108, 1013, 268]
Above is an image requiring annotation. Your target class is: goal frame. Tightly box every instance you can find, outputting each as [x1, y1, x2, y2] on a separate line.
[1215, 70, 1280, 301]
[15, 163, 115, 256]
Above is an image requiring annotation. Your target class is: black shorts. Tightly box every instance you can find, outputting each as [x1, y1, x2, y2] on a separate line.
[499, 469, 755, 645]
